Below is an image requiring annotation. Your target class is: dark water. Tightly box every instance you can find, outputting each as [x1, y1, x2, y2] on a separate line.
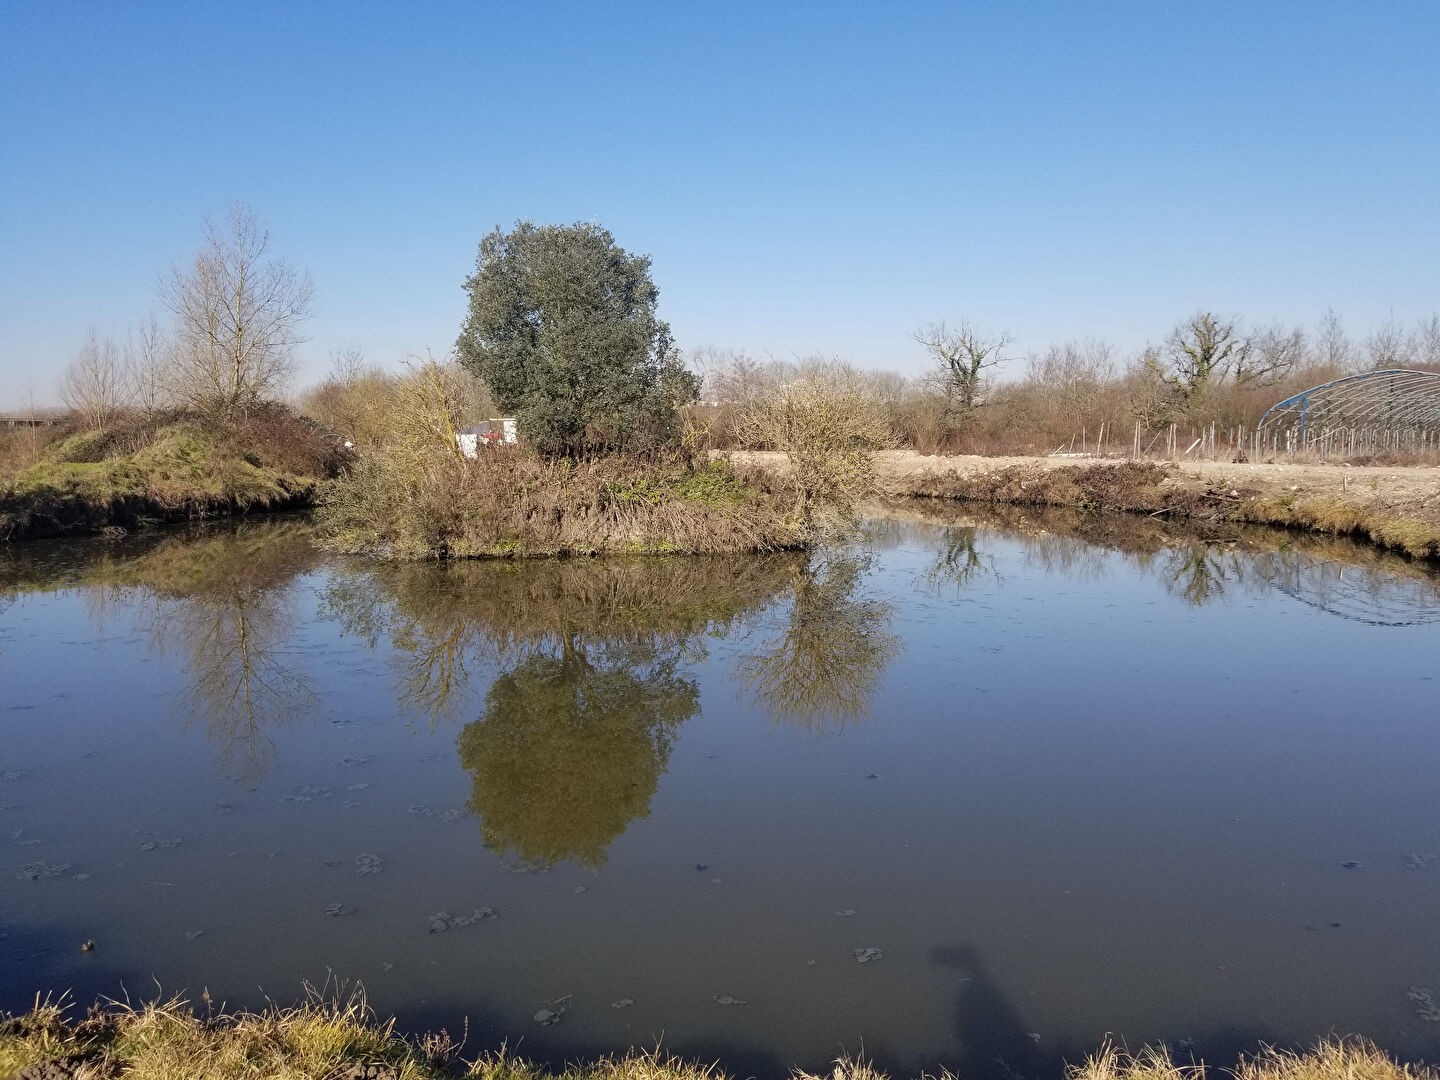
[3, 507, 1440, 1077]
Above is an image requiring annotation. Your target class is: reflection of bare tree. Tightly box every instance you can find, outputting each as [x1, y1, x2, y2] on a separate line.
[0, 524, 318, 780]
[924, 525, 997, 594]
[738, 554, 900, 733]
[1163, 542, 1243, 606]
[322, 555, 802, 721]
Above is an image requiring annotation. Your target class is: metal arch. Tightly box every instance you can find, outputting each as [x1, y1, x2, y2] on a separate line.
[1256, 369, 1440, 436]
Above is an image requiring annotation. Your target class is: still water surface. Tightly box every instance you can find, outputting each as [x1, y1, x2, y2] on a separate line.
[3, 506, 1440, 1076]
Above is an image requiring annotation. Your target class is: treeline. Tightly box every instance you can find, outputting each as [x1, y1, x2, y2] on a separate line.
[686, 309, 1440, 456]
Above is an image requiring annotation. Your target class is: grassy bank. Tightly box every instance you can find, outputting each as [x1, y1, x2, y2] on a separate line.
[2, 996, 1432, 1080]
[316, 446, 806, 559]
[898, 460, 1440, 560]
[0, 408, 347, 542]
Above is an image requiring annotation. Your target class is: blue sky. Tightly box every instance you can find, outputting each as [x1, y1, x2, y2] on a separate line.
[2, 1, 1437, 407]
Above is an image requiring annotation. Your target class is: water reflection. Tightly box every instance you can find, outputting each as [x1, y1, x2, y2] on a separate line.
[738, 554, 900, 732]
[894, 501, 1440, 626]
[0, 524, 320, 780]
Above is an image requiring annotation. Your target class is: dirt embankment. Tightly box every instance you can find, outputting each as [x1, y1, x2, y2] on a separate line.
[733, 451, 1440, 560]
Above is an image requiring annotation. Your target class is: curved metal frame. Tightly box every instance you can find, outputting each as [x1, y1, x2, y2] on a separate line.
[1256, 369, 1440, 438]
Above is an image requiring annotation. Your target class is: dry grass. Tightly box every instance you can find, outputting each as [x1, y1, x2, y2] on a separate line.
[1, 1000, 1432, 1080]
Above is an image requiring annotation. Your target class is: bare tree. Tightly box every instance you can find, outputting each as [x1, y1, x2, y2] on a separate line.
[1313, 308, 1355, 373]
[1025, 339, 1114, 424]
[162, 203, 315, 417]
[1236, 323, 1306, 386]
[59, 329, 127, 430]
[913, 321, 1015, 428]
[122, 314, 173, 413]
[1410, 314, 1440, 370]
[1364, 314, 1413, 370]
[1146, 311, 1246, 402]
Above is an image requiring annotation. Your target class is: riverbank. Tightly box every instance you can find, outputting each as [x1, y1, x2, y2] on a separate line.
[1, 997, 1432, 1080]
[731, 452, 1440, 560]
[0, 408, 347, 542]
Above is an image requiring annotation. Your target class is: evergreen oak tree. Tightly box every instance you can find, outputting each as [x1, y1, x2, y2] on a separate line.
[456, 221, 698, 455]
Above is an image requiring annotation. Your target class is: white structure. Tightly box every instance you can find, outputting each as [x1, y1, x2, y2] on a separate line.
[456, 418, 518, 459]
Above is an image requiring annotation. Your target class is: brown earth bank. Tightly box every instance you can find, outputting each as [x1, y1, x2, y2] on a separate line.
[730, 452, 1440, 561]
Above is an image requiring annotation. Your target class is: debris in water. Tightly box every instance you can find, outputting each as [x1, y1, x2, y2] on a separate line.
[139, 838, 183, 851]
[347, 783, 370, 790]
[428, 908, 497, 932]
[355, 853, 383, 875]
[343, 800, 362, 808]
[80, 940, 94, 952]
[0, 771, 26, 782]
[1028, 1033, 1043, 1044]
[611, 999, 635, 1009]
[835, 909, 856, 917]
[694, 863, 708, 872]
[73, 873, 90, 881]
[1340, 860, 1362, 870]
[325, 904, 354, 918]
[185, 929, 205, 940]
[340, 755, 373, 768]
[866, 774, 882, 780]
[574, 886, 588, 894]
[713, 995, 747, 1006]
[534, 995, 571, 1025]
[1403, 853, 1438, 870]
[280, 786, 332, 803]
[853, 947, 883, 963]
[18, 862, 72, 880]
[215, 803, 234, 814]
[407, 805, 466, 821]
[1408, 988, 1440, 1022]
[805, 960, 817, 966]
[500, 859, 549, 874]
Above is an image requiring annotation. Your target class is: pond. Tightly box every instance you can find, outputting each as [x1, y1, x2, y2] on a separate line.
[3, 505, 1440, 1077]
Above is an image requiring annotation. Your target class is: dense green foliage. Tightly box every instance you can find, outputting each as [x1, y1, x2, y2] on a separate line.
[456, 221, 698, 455]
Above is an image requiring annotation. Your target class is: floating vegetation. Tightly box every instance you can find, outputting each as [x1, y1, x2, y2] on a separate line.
[835, 909, 856, 917]
[427, 908, 496, 933]
[185, 929, 205, 941]
[407, 805, 467, 822]
[1403, 853, 1438, 869]
[139, 838, 183, 851]
[499, 859, 550, 875]
[1409, 988, 1440, 1022]
[853, 947, 883, 963]
[534, 995, 571, 1026]
[280, 786, 333, 803]
[611, 999, 635, 1009]
[713, 995, 747, 1006]
[340, 755, 373, 767]
[17, 861, 72, 880]
[325, 903, 355, 918]
[355, 853, 383, 875]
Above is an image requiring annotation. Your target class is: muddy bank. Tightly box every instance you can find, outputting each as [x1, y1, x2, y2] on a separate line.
[733, 452, 1440, 560]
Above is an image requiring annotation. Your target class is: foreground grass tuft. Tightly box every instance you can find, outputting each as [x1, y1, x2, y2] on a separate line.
[2, 998, 1433, 1080]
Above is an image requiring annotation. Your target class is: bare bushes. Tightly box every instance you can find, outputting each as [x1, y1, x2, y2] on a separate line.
[316, 361, 800, 558]
[732, 369, 895, 540]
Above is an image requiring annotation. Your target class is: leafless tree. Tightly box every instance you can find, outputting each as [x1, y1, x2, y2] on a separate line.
[1313, 308, 1355, 373]
[1236, 323, 1306, 386]
[1025, 339, 1114, 424]
[161, 203, 315, 417]
[1364, 314, 1413, 370]
[59, 329, 127, 429]
[1410, 314, 1440, 370]
[122, 314, 173, 413]
[1146, 311, 1246, 402]
[913, 321, 1015, 426]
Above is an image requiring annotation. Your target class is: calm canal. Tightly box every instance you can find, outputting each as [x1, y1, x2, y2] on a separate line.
[3, 505, 1439, 1077]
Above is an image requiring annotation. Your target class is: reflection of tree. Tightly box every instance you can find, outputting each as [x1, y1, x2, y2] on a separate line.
[458, 647, 696, 868]
[739, 554, 899, 733]
[1163, 542, 1242, 606]
[0, 524, 318, 780]
[924, 525, 997, 594]
[324, 555, 802, 868]
[323, 555, 802, 721]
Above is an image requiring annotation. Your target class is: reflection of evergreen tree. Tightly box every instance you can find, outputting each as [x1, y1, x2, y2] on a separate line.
[458, 644, 697, 869]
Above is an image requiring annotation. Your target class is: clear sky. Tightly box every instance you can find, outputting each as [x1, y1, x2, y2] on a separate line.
[2, 1, 1437, 408]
